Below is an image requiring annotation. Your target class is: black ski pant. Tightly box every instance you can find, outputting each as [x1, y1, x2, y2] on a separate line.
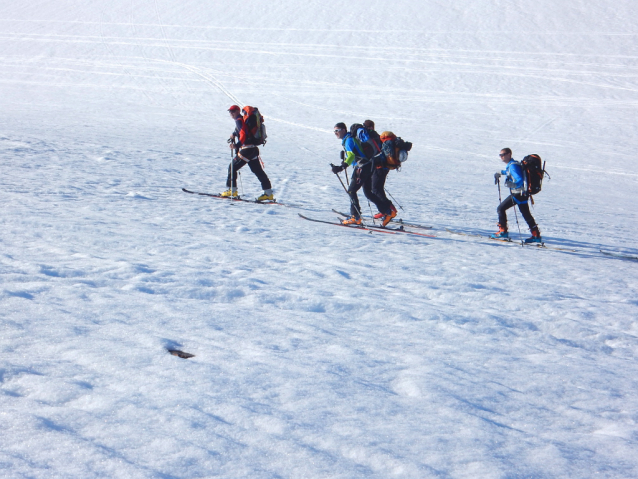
[371, 167, 393, 209]
[226, 147, 271, 190]
[497, 194, 537, 231]
[348, 163, 392, 218]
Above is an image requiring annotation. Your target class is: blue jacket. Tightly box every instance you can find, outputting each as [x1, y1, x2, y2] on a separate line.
[341, 133, 366, 167]
[501, 159, 528, 203]
[502, 159, 524, 190]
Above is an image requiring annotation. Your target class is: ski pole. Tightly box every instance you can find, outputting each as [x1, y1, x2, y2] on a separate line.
[511, 191, 524, 246]
[367, 199, 377, 225]
[331, 164, 362, 221]
[496, 178, 502, 203]
[228, 137, 236, 196]
[384, 187, 404, 211]
[340, 152, 349, 186]
[332, 164, 349, 194]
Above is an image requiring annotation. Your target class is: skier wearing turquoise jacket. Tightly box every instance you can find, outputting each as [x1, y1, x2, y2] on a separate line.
[330, 122, 395, 226]
[492, 148, 541, 243]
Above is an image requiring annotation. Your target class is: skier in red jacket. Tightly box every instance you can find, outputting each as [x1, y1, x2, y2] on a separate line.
[221, 105, 273, 201]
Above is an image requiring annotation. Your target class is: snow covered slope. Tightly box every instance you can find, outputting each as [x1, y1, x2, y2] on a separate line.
[1, 1, 637, 477]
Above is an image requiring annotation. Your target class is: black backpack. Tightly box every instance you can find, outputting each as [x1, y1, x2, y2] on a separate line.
[381, 137, 413, 170]
[520, 154, 549, 195]
[349, 123, 377, 159]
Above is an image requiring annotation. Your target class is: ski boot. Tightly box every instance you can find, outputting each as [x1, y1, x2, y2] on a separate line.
[256, 189, 274, 202]
[490, 224, 509, 239]
[374, 204, 396, 220]
[524, 227, 542, 244]
[220, 188, 239, 198]
[381, 208, 397, 227]
[341, 216, 362, 225]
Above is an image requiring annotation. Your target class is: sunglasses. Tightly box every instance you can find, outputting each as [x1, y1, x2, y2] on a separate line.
[334, 129, 343, 133]
[499, 153, 508, 157]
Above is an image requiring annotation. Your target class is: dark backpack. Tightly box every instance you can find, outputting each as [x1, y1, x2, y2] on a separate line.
[242, 106, 267, 146]
[520, 154, 548, 195]
[381, 137, 413, 170]
[350, 123, 378, 159]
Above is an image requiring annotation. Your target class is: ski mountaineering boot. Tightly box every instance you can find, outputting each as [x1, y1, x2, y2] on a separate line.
[524, 226, 542, 244]
[256, 192, 275, 202]
[220, 188, 239, 198]
[381, 208, 397, 227]
[490, 224, 509, 239]
[374, 204, 396, 219]
[341, 216, 362, 225]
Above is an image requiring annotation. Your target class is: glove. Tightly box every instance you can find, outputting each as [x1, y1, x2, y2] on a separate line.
[331, 163, 344, 174]
[494, 172, 502, 180]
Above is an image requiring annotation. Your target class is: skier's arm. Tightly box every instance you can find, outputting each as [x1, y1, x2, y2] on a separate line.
[342, 137, 364, 166]
[231, 118, 244, 147]
[508, 163, 524, 188]
[343, 149, 357, 166]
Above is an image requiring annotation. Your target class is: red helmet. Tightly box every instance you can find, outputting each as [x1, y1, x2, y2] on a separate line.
[228, 105, 240, 112]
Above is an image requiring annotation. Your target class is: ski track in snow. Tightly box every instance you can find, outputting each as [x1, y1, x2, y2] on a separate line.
[1, 1, 638, 478]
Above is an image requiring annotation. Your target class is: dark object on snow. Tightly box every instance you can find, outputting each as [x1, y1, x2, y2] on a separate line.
[168, 349, 195, 359]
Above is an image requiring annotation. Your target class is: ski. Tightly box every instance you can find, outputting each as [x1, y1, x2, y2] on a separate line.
[331, 209, 433, 230]
[182, 188, 291, 206]
[299, 214, 435, 238]
[445, 228, 510, 241]
[599, 250, 638, 261]
[444, 229, 577, 252]
[299, 214, 397, 235]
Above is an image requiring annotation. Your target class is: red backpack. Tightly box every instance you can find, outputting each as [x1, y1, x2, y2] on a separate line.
[241, 106, 267, 146]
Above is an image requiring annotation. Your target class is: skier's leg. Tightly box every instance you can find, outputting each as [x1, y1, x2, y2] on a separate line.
[226, 157, 247, 189]
[347, 168, 363, 218]
[368, 166, 392, 213]
[247, 156, 272, 192]
[497, 195, 515, 231]
[516, 198, 537, 230]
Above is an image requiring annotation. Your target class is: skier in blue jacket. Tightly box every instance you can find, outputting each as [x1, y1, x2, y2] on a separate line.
[492, 148, 541, 243]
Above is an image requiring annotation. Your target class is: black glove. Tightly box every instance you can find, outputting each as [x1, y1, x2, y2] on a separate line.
[331, 163, 344, 174]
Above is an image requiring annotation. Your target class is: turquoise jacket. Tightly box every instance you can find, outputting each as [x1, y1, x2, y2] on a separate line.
[341, 133, 366, 168]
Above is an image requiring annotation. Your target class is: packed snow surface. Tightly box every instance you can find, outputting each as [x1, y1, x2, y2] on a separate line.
[1, 0, 638, 477]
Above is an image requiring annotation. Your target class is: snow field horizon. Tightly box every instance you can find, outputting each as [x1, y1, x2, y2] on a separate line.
[1, 0, 638, 477]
